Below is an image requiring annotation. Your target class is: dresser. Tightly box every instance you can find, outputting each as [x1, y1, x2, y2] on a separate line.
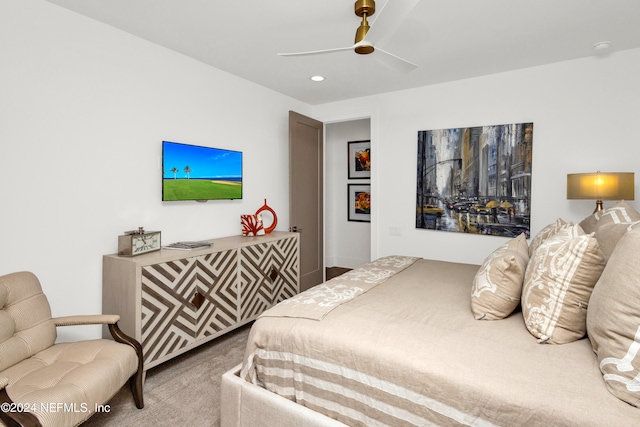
[102, 231, 299, 372]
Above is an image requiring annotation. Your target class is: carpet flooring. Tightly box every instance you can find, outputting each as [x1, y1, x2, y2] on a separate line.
[83, 324, 250, 427]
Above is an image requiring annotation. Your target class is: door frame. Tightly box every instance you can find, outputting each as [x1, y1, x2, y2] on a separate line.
[315, 109, 378, 263]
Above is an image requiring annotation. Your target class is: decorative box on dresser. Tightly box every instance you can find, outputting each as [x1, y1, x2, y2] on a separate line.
[102, 231, 299, 372]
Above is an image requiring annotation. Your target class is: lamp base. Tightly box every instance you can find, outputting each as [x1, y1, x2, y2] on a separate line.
[594, 200, 603, 213]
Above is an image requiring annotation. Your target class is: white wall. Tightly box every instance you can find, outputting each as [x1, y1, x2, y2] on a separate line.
[3, 1, 640, 341]
[314, 48, 640, 265]
[325, 119, 371, 269]
[0, 0, 310, 340]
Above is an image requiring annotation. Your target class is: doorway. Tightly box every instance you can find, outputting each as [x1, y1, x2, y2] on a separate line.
[325, 119, 371, 270]
[289, 112, 372, 289]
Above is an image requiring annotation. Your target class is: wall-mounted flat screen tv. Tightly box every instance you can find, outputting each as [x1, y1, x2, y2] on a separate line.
[162, 141, 243, 201]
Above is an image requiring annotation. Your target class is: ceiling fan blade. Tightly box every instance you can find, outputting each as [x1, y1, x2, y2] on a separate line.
[277, 1, 420, 72]
[365, 0, 420, 45]
[277, 45, 355, 57]
[374, 47, 418, 72]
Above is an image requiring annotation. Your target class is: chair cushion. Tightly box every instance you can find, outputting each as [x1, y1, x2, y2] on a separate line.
[0, 272, 56, 372]
[1, 339, 138, 427]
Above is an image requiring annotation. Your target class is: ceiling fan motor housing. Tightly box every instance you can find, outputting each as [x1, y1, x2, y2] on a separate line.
[354, 0, 375, 54]
[354, 0, 375, 17]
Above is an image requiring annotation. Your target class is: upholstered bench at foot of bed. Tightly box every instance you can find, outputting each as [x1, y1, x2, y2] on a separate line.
[1, 339, 138, 427]
[221, 364, 347, 427]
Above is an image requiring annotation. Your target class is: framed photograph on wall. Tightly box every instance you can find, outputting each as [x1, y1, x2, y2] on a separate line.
[348, 184, 371, 222]
[348, 140, 371, 179]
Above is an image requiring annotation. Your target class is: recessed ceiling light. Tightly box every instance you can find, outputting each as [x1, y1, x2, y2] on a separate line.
[310, 75, 325, 82]
[592, 41, 612, 52]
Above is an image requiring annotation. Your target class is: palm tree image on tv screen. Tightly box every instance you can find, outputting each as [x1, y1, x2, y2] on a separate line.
[162, 141, 243, 201]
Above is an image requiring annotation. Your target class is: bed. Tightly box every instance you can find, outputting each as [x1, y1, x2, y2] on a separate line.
[221, 227, 640, 426]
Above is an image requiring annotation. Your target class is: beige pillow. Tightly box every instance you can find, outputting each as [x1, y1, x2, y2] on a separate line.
[471, 233, 529, 320]
[528, 218, 569, 257]
[521, 224, 605, 344]
[587, 225, 640, 407]
[578, 212, 599, 234]
[593, 200, 640, 261]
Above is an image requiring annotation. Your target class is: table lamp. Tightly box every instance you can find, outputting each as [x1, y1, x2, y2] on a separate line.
[567, 172, 634, 213]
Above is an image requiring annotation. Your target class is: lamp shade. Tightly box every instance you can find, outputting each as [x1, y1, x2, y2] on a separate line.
[567, 172, 634, 200]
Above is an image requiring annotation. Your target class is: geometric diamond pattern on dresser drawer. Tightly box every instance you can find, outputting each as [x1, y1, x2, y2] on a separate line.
[141, 258, 198, 365]
[271, 236, 299, 305]
[239, 236, 299, 321]
[239, 243, 271, 322]
[141, 250, 239, 366]
[195, 250, 239, 338]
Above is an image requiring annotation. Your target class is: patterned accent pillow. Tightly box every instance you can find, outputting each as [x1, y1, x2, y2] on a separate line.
[593, 200, 640, 261]
[587, 225, 640, 406]
[521, 224, 606, 344]
[528, 218, 569, 257]
[471, 233, 529, 320]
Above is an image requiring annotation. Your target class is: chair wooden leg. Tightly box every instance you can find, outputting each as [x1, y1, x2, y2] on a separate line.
[0, 388, 41, 427]
[108, 322, 145, 409]
[127, 369, 144, 409]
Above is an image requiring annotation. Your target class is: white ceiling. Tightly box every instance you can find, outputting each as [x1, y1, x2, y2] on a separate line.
[45, 0, 640, 105]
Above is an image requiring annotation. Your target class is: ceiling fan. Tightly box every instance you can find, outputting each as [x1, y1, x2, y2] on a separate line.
[277, 0, 419, 72]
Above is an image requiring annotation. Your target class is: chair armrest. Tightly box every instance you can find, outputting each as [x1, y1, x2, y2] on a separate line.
[52, 314, 120, 327]
[53, 317, 145, 408]
[107, 323, 145, 409]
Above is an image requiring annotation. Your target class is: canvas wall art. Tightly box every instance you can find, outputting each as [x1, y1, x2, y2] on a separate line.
[416, 123, 533, 238]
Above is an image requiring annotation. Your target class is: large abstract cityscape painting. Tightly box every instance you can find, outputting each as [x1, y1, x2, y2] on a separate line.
[416, 123, 533, 238]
